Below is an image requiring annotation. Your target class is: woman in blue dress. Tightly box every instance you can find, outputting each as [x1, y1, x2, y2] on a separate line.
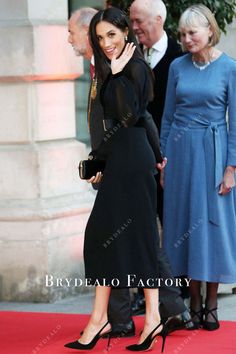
[160, 4, 236, 331]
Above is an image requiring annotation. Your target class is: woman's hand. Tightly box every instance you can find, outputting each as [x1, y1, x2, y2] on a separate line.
[87, 172, 103, 184]
[111, 42, 136, 75]
[156, 158, 167, 189]
[156, 157, 167, 171]
[219, 166, 236, 195]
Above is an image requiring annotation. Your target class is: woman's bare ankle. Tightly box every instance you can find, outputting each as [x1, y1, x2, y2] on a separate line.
[89, 315, 109, 327]
[144, 313, 161, 327]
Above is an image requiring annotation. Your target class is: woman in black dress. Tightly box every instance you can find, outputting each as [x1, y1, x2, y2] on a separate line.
[65, 7, 167, 352]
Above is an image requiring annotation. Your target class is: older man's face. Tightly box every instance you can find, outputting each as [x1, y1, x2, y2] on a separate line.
[130, 5, 158, 47]
[68, 19, 92, 59]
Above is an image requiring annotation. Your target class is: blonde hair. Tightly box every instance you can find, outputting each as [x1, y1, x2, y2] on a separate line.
[179, 4, 220, 48]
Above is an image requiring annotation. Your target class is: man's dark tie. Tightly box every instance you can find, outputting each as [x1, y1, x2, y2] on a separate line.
[90, 63, 95, 80]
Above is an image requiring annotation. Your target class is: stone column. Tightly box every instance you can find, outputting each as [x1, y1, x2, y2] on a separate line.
[0, 0, 95, 301]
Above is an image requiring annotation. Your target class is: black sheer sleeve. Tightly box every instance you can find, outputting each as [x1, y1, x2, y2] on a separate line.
[139, 112, 163, 163]
[98, 58, 163, 163]
[101, 58, 150, 126]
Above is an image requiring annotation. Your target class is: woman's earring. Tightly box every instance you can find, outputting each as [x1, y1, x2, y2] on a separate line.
[125, 35, 128, 41]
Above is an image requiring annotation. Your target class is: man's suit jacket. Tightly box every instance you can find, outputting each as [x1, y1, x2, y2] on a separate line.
[88, 79, 105, 152]
[147, 36, 182, 133]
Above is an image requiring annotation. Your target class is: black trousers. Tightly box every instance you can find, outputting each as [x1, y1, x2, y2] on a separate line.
[108, 247, 186, 324]
[155, 173, 163, 224]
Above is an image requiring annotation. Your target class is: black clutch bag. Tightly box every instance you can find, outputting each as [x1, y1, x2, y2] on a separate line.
[78, 159, 106, 180]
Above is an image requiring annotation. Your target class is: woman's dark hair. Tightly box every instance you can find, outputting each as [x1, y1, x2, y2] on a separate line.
[89, 7, 146, 81]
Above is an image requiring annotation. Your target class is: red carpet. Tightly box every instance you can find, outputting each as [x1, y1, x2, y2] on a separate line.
[1, 312, 236, 354]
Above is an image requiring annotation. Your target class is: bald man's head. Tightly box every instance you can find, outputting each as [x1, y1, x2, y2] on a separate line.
[130, 0, 167, 47]
[68, 7, 97, 60]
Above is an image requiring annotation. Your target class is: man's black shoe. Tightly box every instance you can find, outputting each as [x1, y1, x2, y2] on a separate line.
[181, 309, 195, 330]
[164, 310, 195, 334]
[131, 293, 145, 316]
[102, 320, 135, 338]
[165, 316, 185, 333]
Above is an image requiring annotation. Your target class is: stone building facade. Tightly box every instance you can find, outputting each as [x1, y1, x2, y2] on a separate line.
[0, 0, 235, 302]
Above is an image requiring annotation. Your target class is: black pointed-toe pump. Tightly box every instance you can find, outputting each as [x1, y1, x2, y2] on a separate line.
[64, 321, 111, 350]
[126, 322, 168, 352]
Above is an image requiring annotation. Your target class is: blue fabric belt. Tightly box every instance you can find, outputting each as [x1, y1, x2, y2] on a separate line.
[174, 116, 227, 226]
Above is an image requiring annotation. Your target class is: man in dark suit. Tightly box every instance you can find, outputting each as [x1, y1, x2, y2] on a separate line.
[130, 0, 190, 321]
[68, 5, 192, 338]
[130, 0, 182, 223]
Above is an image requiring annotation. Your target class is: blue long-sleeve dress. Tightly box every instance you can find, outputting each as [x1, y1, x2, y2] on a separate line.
[160, 52, 236, 283]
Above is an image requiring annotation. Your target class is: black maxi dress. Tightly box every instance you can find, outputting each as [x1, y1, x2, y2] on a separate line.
[84, 57, 163, 288]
